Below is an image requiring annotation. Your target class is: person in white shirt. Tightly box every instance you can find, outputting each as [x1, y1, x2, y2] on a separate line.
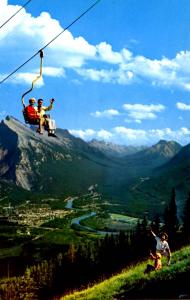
[151, 230, 171, 265]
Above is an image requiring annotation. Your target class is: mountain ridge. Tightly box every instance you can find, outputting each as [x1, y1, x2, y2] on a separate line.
[0, 116, 123, 194]
[89, 139, 147, 157]
[0, 116, 186, 216]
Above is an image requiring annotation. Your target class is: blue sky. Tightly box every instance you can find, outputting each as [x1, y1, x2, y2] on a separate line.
[1, 0, 190, 145]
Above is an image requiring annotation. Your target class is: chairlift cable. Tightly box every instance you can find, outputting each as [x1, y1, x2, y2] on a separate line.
[0, 0, 32, 30]
[0, 0, 101, 85]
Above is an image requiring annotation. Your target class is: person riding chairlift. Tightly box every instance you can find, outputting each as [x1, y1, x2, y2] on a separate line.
[24, 97, 57, 137]
[36, 98, 57, 137]
[24, 97, 39, 124]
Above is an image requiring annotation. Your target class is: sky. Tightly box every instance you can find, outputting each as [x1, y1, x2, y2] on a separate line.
[1, 0, 190, 145]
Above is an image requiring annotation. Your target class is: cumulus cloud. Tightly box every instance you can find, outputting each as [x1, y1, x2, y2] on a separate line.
[69, 129, 96, 140]
[69, 126, 190, 145]
[113, 126, 147, 141]
[96, 42, 123, 64]
[0, 1, 97, 82]
[91, 109, 120, 118]
[8, 67, 65, 85]
[123, 103, 165, 122]
[75, 68, 134, 84]
[9, 72, 44, 86]
[69, 128, 113, 141]
[176, 102, 190, 110]
[1, 1, 190, 91]
[42, 67, 65, 77]
[75, 50, 190, 90]
[97, 129, 113, 140]
[123, 103, 165, 112]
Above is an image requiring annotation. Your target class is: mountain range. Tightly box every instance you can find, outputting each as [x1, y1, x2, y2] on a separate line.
[89, 139, 147, 157]
[0, 116, 188, 217]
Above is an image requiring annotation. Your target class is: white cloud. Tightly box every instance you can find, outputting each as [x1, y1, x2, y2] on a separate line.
[123, 103, 165, 112]
[97, 129, 113, 140]
[0, 67, 65, 88]
[69, 129, 95, 140]
[69, 126, 190, 145]
[1, 1, 190, 91]
[75, 68, 134, 84]
[69, 128, 113, 142]
[10, 72, 44, 86]
[7, 67, 65, 86]
[75, 50, 190, 90]
[42, 67, 65, 77]
[96, 42, 123, 64]
[114, 126, 147, 141]
[0, 1, 97, 83]
[91, 109, 120, 118]
[176, 102, 190, 110]
[125, 118, 142, 124]
[128, 111, 157, 121]
[123, 103, 165, 122]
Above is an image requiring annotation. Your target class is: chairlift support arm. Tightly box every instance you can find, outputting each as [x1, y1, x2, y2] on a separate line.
[21, 50, 43, 108]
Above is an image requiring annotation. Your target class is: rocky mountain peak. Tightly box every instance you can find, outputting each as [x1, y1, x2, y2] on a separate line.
[150, 139, 182, 157]
[0, 116, 75, 190]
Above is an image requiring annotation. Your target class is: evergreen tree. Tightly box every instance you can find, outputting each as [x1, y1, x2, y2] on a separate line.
[151, 214, 160, 234]
[182, 192, 190, 237]
[131, 216, 150, 260]
[67, 243, 76, 263]
[164, 188, 179, 242]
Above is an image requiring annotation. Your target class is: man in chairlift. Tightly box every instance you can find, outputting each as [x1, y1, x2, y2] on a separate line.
[36, 98, 57, 137]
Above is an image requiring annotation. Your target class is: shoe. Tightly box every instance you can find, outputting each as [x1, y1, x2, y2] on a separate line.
[48, 133, 58, 138]
[36, 129, 43, 134]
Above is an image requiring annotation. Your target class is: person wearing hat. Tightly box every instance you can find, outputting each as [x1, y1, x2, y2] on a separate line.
[24, 97, 39, 124]
[151, 230, 171, 265]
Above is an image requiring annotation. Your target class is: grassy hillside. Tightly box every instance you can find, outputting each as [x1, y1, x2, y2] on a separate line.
[62, 245, 190, 300]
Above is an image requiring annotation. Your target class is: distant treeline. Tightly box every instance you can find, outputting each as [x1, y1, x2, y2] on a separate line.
[0, 188, 190, 300]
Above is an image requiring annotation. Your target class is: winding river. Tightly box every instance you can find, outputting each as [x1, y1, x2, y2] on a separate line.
[66, 197, 119, 235]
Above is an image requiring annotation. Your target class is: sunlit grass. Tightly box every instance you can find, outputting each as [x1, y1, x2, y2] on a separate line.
[61, 245, 190, 300]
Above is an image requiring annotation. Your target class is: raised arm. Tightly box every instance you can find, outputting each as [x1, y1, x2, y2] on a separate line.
[44, 98, 55, 111]
[150, 252, 156, 260]
[150, 229, 156, 237]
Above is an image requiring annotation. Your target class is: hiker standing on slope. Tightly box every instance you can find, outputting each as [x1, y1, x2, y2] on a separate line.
[151, 230, 171, 265]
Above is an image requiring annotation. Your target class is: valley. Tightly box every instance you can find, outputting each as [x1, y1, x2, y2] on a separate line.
[1, 116, 190, 298]
[0, 187, 142, 286]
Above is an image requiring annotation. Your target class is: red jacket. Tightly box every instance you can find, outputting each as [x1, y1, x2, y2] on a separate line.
[24, 105, 38, 121]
